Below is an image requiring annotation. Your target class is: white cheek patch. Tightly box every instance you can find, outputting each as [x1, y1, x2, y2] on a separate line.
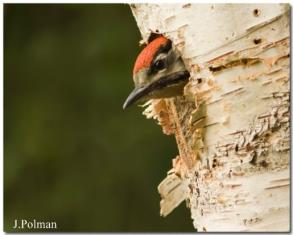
[158, 68, 167, 74]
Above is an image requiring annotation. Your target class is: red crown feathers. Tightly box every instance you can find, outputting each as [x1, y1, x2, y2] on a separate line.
[133, 36, 169, 76]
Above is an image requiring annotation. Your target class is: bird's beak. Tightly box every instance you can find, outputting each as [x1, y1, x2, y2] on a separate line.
[123, 86, 149, 109]
[123, 70, 190, 109]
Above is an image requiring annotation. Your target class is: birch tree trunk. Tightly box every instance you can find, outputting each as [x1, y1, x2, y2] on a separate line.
[130, 4, 290, 232]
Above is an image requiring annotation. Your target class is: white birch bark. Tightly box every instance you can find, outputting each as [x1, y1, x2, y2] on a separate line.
[130, 4, 290, 232]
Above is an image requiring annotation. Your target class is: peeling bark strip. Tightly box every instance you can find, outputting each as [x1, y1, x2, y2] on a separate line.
[131, 4, 290, 232]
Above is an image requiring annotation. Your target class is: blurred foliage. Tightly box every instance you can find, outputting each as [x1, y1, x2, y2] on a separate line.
[4, 4, 194, 232]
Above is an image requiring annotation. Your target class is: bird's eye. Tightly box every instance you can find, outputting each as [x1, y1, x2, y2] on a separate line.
[154, 59, 165, 71]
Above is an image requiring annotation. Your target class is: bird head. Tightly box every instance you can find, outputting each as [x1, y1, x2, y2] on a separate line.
[123, 36, 190, 109]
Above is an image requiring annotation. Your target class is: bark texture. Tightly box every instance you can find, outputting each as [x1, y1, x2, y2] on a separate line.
[131, 4, 290, 232]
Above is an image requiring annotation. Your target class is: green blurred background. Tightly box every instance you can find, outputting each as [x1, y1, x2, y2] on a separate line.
[4, 4, 193, 232]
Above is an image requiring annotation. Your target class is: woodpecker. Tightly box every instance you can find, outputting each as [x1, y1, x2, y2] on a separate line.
[123, 36, 190, 109]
